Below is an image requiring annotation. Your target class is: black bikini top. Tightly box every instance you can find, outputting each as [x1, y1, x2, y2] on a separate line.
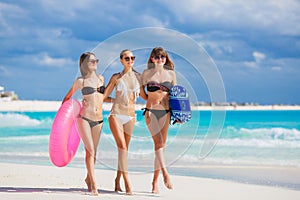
[81, 77, 105, 95]
[147, 81, 172, 92]
[82, 86, 105, 95]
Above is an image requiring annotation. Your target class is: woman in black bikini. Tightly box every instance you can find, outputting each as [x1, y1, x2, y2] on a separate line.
[63, 52, 110, 196]
[141, 47, 177, 194]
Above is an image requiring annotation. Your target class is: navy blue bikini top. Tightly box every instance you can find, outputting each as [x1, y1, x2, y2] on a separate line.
[81, 77, 105, 95]
[147, 81, 172, 92]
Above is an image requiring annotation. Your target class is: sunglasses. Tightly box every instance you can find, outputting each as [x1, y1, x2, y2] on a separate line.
[153, 55, 166, 60]
[89, 59, 99, 64]
[124, 56, 135, 61]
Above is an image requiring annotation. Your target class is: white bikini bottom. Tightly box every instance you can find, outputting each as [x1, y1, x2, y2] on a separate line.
[109, 114, 135, 125]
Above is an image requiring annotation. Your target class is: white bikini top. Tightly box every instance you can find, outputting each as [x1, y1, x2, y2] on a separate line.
[116, 71, 140, 102]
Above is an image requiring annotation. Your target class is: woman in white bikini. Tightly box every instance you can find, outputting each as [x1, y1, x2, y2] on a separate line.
[104, 49, 147, 195]
[141, 47, 176, 194]
[63, 52, 110, 196]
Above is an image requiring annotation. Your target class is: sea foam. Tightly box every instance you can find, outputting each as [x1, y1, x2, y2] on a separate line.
[0, 113, 41, 127]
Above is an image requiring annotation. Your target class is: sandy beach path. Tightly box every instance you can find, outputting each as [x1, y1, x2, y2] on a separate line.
[1, 163, 300, 200]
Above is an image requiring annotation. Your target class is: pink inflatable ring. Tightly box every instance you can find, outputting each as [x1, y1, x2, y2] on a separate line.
[49, 99, 81, 167]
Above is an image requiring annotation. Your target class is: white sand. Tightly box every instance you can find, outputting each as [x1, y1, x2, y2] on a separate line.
[0, 100, 61, 112]
[1, 100, 300, 112]
[0, 163, 300, 200]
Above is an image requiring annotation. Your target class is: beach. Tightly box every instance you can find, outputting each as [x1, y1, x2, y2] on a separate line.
[1, 100, 300, 199]
[1, 163, 300, 200]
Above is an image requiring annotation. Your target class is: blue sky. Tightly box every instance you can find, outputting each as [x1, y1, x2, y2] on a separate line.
[0, 0, 299, 104]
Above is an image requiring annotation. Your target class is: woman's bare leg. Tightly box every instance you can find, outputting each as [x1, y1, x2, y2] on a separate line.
[114, 170, 122, 192]
[109, 116, 134, 195]
[145, 111, 173, 193]
[77, 118, 102, 195]
[123, 120, 134, 195]
[152, 155, 160, 194]
[90, 124, 102, 194]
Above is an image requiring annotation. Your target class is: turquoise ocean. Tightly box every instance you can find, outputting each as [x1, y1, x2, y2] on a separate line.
[1, 110, 300, 189]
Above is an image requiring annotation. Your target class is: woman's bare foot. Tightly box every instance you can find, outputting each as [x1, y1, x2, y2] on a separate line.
[125, 182, 133, 195]
[91, 190, 99, 196]
[125, 190, 133, 195]
[85, 178, 91, 192]
[91, 183, 99, 196]
[114, 179, 122, 192]
[164, 176, 173, 190]
[151, 181, 159, 194]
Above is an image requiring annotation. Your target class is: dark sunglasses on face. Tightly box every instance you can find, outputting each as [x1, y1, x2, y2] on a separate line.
[89, 59, 99, 64]
[124, 56, 135, 61]
[154, 55, 166, 60]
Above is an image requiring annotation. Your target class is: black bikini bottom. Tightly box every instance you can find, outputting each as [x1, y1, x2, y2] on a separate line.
[78, 114, 103, 128]
[142, 108, 171, 121]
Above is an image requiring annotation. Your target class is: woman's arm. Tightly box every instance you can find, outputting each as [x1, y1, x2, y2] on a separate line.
[97, 75, 112, 103]
[139, 85, 148, 101]
[62, 78, 80, 104]
[171, 70, 177, 85]
[138, 71, 148, 101]
[103, 73, 117, 100]
[103, 96, 114, 103]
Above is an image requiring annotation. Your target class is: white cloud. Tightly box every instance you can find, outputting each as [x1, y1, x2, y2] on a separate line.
[0, 2, 31, 37]
[253, 51, 266, 63]
[159, 0, 300, 35]
[138, 15, 169, 27]
[244, 61, 259, 69]
[242, 51, 266, 69]
[1, 0, 299, 103]
[34, 53, 74, 67]
[271, 66, 282, 71]
[37, 0, 89, 21]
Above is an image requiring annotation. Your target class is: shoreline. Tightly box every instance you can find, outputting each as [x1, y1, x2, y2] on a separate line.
[1, 100, 300, 112]
[1, 162, 300, 200]
[1, 153, 300, 191]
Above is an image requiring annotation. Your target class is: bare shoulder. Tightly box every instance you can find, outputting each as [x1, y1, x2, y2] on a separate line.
[76, 76, 84, 84]
[109, 72, 121, 84]
[97, 74, 104, 83]
[169, 69, 176, 75]
[142, 68, 152, 77]
[133, 70, 141, 76]
[140, 69, 149, 85]
[141, 69, 152, 81]
[113, 72, 122, 79]
[73, 77, 83, 89]
[168, 69, 176, 77]
[133, 70, 142, 81]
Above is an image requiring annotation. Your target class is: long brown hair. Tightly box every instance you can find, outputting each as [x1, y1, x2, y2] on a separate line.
[79, 52, 95, 77]
[147, 47, 174, 70]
